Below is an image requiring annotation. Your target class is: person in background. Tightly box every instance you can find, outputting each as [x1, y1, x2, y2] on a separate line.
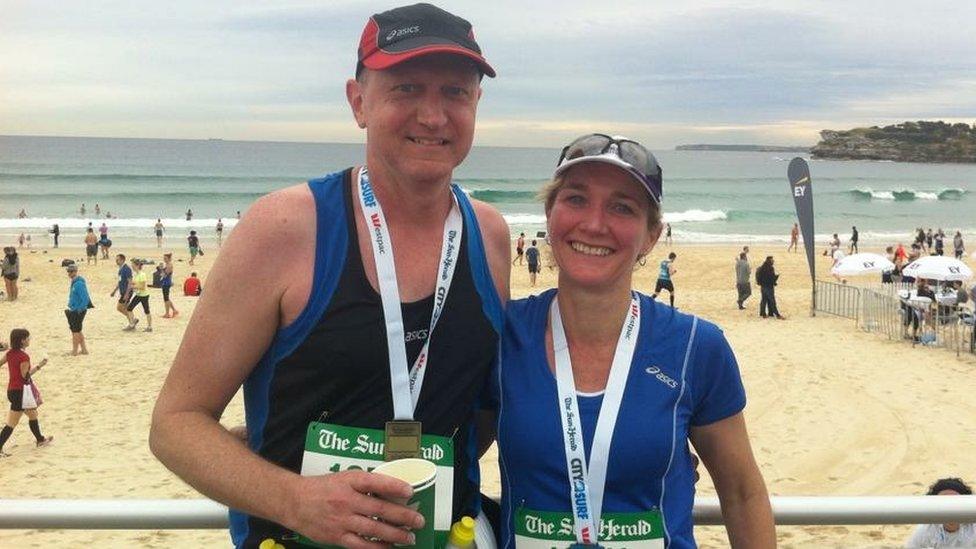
[735, 251, 752, 309]
[98, 231, 112, 260]
[186, 208, 193, 221]
[161, 253, 179, 319]
[849, 225, 859, 254]
[99, 221, 108, 238]
[756, 256, 785, 319]
[665, 222, 673, 246]
[905, 477, 976, 547]
[934, 229, 945, 256]
[953, 230, 965, 259]
[183, 272, 202, 297]
[0, 328, 53, 457]
[84, 228, 99, 266]
[216, 218, 224, 247]
[788, 222, 799, 252]
[18, 233, 25, 248]
[110, 254, 133, 327]
[65, 264, 91, 355]
[95, 203, 101, 216]
[187, 230, 201, 265]
[124, 259, 153, 333]
[526, 239, 540, 286]
[2, 247, 19, 302]
[512, 232, 525, 266]
[154, 219, 165, 248]
[651, 251, 677, 307]
[51, 224, 60, 248]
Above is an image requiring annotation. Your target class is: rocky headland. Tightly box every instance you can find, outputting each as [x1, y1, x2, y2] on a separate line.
[811, 120, 976, 163]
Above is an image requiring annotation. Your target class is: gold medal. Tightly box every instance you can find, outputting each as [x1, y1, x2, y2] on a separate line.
[384, 420, 422, 461]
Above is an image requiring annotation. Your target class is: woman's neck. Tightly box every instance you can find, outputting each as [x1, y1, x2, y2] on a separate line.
[555, 281, 634, 346]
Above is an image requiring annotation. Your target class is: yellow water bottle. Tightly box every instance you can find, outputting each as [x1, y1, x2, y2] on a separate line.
[445, 516, 477, 549]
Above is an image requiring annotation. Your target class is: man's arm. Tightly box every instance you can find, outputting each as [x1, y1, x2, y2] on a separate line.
[150, 185, 421, 548]
[690, 413, 775, 548]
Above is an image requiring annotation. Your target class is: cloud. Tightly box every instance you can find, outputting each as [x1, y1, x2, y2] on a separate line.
[2, 1, 974, 146]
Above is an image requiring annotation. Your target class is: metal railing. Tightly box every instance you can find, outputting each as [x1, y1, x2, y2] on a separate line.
[2, 497, 976, 528]
[815, 280, 861, 321]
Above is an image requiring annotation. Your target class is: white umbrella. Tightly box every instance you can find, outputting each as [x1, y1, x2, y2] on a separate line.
[830, 253, 895, 277]
[902, 255, 973, 281]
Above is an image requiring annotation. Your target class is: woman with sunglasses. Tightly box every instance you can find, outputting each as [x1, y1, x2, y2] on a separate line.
[494, 134, 774, 548]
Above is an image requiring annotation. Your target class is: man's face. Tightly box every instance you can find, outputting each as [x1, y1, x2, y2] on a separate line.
[347, 54, 481, 185]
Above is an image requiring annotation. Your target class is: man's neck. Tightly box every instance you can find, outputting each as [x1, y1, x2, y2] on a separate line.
[361, 162, 454, 227]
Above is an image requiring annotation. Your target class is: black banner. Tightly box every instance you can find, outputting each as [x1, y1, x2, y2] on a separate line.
[788, 157, 816, 314]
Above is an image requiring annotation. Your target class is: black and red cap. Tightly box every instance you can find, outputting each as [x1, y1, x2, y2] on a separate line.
[357, 3, 495, 78]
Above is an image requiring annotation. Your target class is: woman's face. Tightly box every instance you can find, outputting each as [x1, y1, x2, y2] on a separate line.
[546, 162, 659, 290]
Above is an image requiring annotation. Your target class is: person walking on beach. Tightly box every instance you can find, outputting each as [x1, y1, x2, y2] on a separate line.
[953, 231, 965, 259]
[2, 247, 19, 302]
[84, 228, 98, 265]
[526, 239, 540, 286]
[652, 251, 677, 307]
[110, 254, 133, 326]
[756, 256, 784, 319]
[905, 477, 976, 547]
[150, 5, 509, 547]
[51, 223, 59, 248]
[99, 221, 108, 239]
[665, 221, 673, 246]
[98, 231, 112, 260]
[124, 259, 152, 333]
[512, 232, 525, 265]
[934, 229, 945, 256]
[788, 222, 799, 252]
[187, 230, 201, 265]
[849, 225, 859, 254]
[0, 329, 53, 457]
[736, 251, 752, 309]
[161, 253, 179, 319]
[154, 219, 164, 248]
[215, 218, 224, 247]
[65, 264, 91, 355]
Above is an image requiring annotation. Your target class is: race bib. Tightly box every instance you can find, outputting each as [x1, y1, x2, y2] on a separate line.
[515, 508, 664, 549]
[298, 422, 454, 547]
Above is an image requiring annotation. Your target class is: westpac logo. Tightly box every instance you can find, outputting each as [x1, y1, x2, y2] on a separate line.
[645, 365, 678, 389]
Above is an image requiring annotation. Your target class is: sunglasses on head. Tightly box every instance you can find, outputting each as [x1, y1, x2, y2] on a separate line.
[556, 133, 663, 203]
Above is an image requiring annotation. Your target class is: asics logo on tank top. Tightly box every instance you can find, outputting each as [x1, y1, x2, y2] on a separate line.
[645, 366, 678, 389]
[404, 329, 428, 343]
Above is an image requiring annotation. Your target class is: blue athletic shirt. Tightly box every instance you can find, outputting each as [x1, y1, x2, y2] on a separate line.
[496, 289, 746, 548]
[658, 259, 672, 281]
[117, 264, 132, 295]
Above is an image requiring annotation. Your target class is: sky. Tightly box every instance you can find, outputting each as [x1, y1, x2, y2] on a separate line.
[2, 0, 975, 148]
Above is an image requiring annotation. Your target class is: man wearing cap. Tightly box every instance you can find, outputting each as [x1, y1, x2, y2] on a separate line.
[65, 264, 91, 355]
[150, 4, 509, 548]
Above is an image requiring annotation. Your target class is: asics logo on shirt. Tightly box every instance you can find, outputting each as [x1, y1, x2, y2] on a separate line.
[645, 365, 678, 389]
[404, 329, 428, 343]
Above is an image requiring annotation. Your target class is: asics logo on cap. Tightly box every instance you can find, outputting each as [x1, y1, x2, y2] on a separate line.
[386, 26, 420, 41]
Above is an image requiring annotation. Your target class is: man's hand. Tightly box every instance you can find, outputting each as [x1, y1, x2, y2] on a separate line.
[286, 471, 425, 549]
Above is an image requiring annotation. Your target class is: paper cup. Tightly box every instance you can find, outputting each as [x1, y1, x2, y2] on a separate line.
[372, 458, 437, 549]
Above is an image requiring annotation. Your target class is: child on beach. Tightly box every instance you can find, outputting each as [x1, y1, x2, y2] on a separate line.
[0, 328, 53, 457]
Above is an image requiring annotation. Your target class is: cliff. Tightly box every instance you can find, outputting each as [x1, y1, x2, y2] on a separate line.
[811, 121, 976, 163]
[675, 144, 810, 152]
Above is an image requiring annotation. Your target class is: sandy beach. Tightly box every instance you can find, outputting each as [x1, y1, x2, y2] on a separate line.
[2, 237, 975, 548]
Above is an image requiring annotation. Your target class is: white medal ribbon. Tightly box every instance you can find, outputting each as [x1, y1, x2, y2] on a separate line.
[551, 293, 641, 545]
[356, 167, 463, 420]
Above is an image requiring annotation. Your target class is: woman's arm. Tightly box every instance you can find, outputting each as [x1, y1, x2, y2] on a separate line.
[690, 412, 776, 548]
[28, 358, 48, 376]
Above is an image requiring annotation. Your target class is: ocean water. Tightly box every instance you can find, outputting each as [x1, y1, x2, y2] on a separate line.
[2, 135, 975, 246]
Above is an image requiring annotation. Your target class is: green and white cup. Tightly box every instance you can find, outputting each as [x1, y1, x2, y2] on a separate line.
[372, 458, 437, 549]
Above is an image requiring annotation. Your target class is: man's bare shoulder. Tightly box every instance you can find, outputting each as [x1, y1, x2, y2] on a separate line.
[219, 184, 315, 271]
[468, 198, 509, 245]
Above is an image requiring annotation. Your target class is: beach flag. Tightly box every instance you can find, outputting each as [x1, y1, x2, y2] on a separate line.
[788, 157, 816, 315]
